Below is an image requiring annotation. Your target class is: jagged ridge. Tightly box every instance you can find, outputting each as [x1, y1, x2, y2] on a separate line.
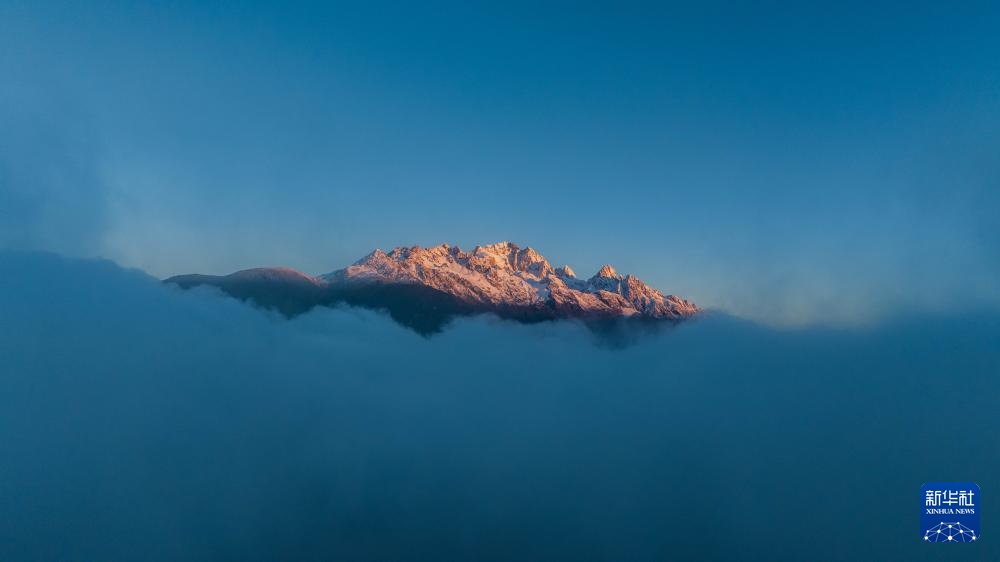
[166, 242, 698, 334]
[321, 242, 698, 320]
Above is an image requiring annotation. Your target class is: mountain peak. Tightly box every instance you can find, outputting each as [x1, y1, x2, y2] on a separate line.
[355, 248, 388, 265]
[477, 241, 517, 253]
[556, 265, 576, 278]
[594, 264, 619, 279]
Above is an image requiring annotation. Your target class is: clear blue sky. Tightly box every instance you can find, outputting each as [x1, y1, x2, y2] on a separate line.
[2, 1, 998, 323]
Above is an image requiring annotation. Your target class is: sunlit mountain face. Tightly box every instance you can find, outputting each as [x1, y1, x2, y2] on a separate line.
[166, 242, 698, 335]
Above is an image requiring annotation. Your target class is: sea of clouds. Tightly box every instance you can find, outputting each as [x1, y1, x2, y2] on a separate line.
[1, 251, 998, 561]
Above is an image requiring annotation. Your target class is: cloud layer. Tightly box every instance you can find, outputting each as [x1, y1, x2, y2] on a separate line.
[1, 252, 998, 560]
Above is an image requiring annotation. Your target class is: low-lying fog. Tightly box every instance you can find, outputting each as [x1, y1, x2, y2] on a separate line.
[1, 252, 997, 561]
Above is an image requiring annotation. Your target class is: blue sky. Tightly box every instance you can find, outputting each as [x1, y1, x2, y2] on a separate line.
[2, 1, 998, 323]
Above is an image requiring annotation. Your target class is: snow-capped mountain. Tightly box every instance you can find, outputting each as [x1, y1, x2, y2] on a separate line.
[321, 242, 698, 320]
[166, 242, 698, 333]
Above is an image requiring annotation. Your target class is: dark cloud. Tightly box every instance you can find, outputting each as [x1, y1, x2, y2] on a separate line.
[0, 252, 998, 561]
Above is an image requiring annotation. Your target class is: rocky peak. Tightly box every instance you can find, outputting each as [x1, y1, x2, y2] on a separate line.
[423, 243, 454, 258]
[588, 265, 623, 294]
[513, 246, 553, 277]
[464, 242, 553, 277]
[555, 265, 576, 278]
[593, 264, 621, 279]
[354, 248, 387, 265]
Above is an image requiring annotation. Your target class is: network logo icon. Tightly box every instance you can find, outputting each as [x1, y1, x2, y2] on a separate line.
[924, 522, 977, 542]
[921, 482, 980, 544]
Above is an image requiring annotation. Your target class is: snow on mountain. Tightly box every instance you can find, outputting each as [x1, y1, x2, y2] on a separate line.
[165, 242, 698, 332]
[319, 242, 698, 320]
